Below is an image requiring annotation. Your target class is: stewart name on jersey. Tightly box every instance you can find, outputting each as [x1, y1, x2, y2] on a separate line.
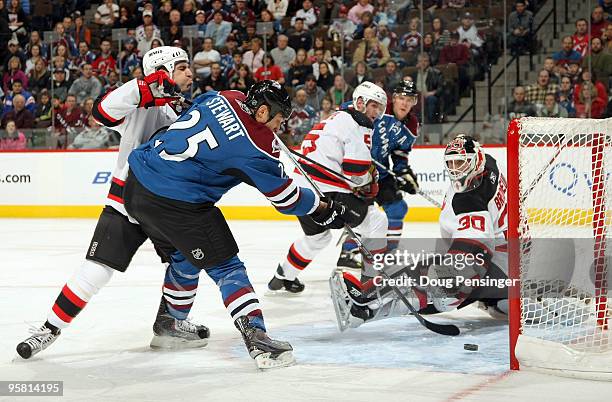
[128, 90, 319, 216]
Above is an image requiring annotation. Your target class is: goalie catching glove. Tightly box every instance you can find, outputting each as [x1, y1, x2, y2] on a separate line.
[137, 70, 180, 109]
[396, 166, 419, 194]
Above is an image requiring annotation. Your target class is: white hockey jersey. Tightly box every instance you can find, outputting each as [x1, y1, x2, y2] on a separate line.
[294, 108, 374, 194]
[438, 154, 508, 275]
[92, 79, 180, 216]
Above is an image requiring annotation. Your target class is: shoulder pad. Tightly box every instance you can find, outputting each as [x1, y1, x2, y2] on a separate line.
[344, 108, 373, 129]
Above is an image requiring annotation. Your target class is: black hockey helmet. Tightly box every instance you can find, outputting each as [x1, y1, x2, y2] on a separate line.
[393, 80, 418, 97]
[245, 80, 292, 121]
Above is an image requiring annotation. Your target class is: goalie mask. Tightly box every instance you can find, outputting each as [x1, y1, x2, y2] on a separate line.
[444, 135, 486, 193]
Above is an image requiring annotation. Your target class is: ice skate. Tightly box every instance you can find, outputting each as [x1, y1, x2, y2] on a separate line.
[16, 323, 61, 359]
[267, 265, 305, 294]
[234, 316, 295, 369]
[150, 298, 210, 349]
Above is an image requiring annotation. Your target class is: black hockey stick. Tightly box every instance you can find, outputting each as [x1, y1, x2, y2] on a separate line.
[288, 147, 362, 185]
[272, 132, 460, 337]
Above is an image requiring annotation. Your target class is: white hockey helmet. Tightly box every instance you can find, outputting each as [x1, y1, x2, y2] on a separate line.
[444, 134, 486, 193]
[142, 46, 189, 76]
[352, 81, 388, 117]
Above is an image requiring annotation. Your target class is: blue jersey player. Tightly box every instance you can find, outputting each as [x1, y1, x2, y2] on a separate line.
[338, 80, 420, 268]
[123, 81, 349, 369]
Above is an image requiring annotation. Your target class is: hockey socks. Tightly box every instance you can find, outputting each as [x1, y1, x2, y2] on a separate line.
[163, 252, 200, 320]
[47, 260, 114, 330]
[383, 199, 408, 251]
[206, 256, 265, 331]
[281, 231, 331, 280]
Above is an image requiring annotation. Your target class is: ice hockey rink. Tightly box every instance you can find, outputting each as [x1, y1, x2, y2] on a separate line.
[1, 218, 610, 402]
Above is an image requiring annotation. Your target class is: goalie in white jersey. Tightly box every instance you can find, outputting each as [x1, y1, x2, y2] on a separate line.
[331, 135, 509, 330]
[268, 82, 390, 293]
[16, 47, 210, 359]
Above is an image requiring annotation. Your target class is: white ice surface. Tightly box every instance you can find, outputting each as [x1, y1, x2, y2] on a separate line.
[0, 219, 609, 402]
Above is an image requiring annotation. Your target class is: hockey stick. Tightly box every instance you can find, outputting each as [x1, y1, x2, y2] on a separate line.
[272, 132, 460, 337]
[288, 147, 362, 185]
[370, 159, 443, 209]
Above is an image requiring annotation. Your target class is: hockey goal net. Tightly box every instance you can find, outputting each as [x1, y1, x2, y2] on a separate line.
[507, 117, 612, 380]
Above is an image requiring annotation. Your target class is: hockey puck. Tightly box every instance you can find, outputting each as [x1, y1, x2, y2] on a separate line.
[464, 343, 479, 351]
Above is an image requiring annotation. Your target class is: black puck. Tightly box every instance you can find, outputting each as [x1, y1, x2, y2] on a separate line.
[464, 343, 479, 351]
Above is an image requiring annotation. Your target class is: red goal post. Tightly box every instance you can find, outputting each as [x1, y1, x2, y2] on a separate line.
[507, 117, 611, 380]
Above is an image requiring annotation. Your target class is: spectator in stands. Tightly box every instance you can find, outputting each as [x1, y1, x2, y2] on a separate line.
[4, 38, 26, 72]
[383, 60, 402, 93]
[526, 70, 560, 106]
[508, 0, 534, 56]
[28, 59, 49, 96]
[51, 68, 71, 101]
[157, 1, 173, 28]
[55, 45, 76, 72]
[287, 87, 317, 143]
[311, 47, 334, 79]
[553, 36, 582, 73]
[231, 0, 256, 24]
[348, 0, 374, 25]
[558, 75, 576, 116]
[161, 10, 183, 45]
[507, 86, 537, 119]
[582, 37, 612, 83]
[35, 90, 52, 128]
[319, 96, 334, 121]
[572, 19, 590, 58]
[288, 48, 312, 86]
[204, 0, 228, 23]
[288, 18, 312, 52]
[243, 37, 265, 73]
[200, 62, 229, 92]
[104, 69, 121, 91]
[350, 61, 372, 88]
[92, 40, 116, 79]
[193, 37, 221, 79]
[254, 53, 285, 83]
[0, 120, 27, 150]
[193, 10, 207, 36]
[316, 62, 333, 91]
[591, 6, 607, 39]
[70, 64, 102, 105]
[458, 12, 484, 56]
[353, 26, 390, 67]
[575, 81, 605, 118]
[268, 0, 289, 21]
[601, 0, 612, 14]
[246, 0, 267, 18]
[75, 42, 97, 68]
[318, 0, 339, 27]
[219, 41, 240, 78]
[3, 56, 28, 92]
[114, 6, 136, 30]
[2, 92, 34, 128]
[6, 0, 28, 44]
[439, 31, 471, 95]
[52, 22, 78, 58]
[574, 69, 608, 111]
[291, 0, 318, 29]
[271, 34, 296, 77]
[73, 12, 91, 46]
[373, 0, 397, 26]
[328, 74, 353, 108]
[422, 33, 440, 66]
[353, 11, 376, 41]
[118, 38, 140, 77]
[536, 93, 568, 117]
[80, 97, 95, 125]
[229, 63, 256, 94]
[400, 17, 422, 53]
[308, 36, 332, 65]
[377, 22, 398, 51]
[53, 93, 83, 148]
[298, 74, 326, 112]
[542, 56, 560, 84]
[181, 0, 197, 26]
[206, 10, 232, 48]
[25, 31, 49, 60]
[410, 53, 443, 123]
[136, 10, 160, 42]
[95, 0, 119, 39]
[431, 17, 451, 49]
[604, 23, 612, 54]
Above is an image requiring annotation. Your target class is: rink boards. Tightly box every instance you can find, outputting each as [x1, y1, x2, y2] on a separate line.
[0, 146, 512, 220]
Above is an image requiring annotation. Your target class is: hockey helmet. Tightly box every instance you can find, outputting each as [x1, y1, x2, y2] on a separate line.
[143, 46, 189, 76]
[393, 80, 418, 98]
[352, 81, 387, 117]
[245, 80, 292, 121]
[444, 134, 486, 193]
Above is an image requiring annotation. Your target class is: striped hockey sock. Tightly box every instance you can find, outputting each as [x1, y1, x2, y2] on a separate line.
[162, 253, 200, 320]
[387, 220, 403, 250]
[206, 256, 265, 331]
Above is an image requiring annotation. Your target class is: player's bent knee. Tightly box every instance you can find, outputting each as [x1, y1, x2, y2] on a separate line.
[305, 230, 332, 251]
[68, 260, 115, 299]
[383, 199, 408, 221]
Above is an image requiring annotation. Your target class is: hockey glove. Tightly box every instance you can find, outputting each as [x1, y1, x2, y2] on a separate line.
[137, 70, 180, 109]
[309, 197, 347, 229]
[355, 165, 379, 199]
[397, 166, 419, 194]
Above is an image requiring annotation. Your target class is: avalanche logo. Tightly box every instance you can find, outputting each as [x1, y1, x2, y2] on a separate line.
[191, 248, 205, 260]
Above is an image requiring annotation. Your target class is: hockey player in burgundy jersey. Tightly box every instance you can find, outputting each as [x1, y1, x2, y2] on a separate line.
[123, 80, 348, 369]
[331, 135, 509, 330]
[268, 82, 390, 294]
[16, 47, 211, 360]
